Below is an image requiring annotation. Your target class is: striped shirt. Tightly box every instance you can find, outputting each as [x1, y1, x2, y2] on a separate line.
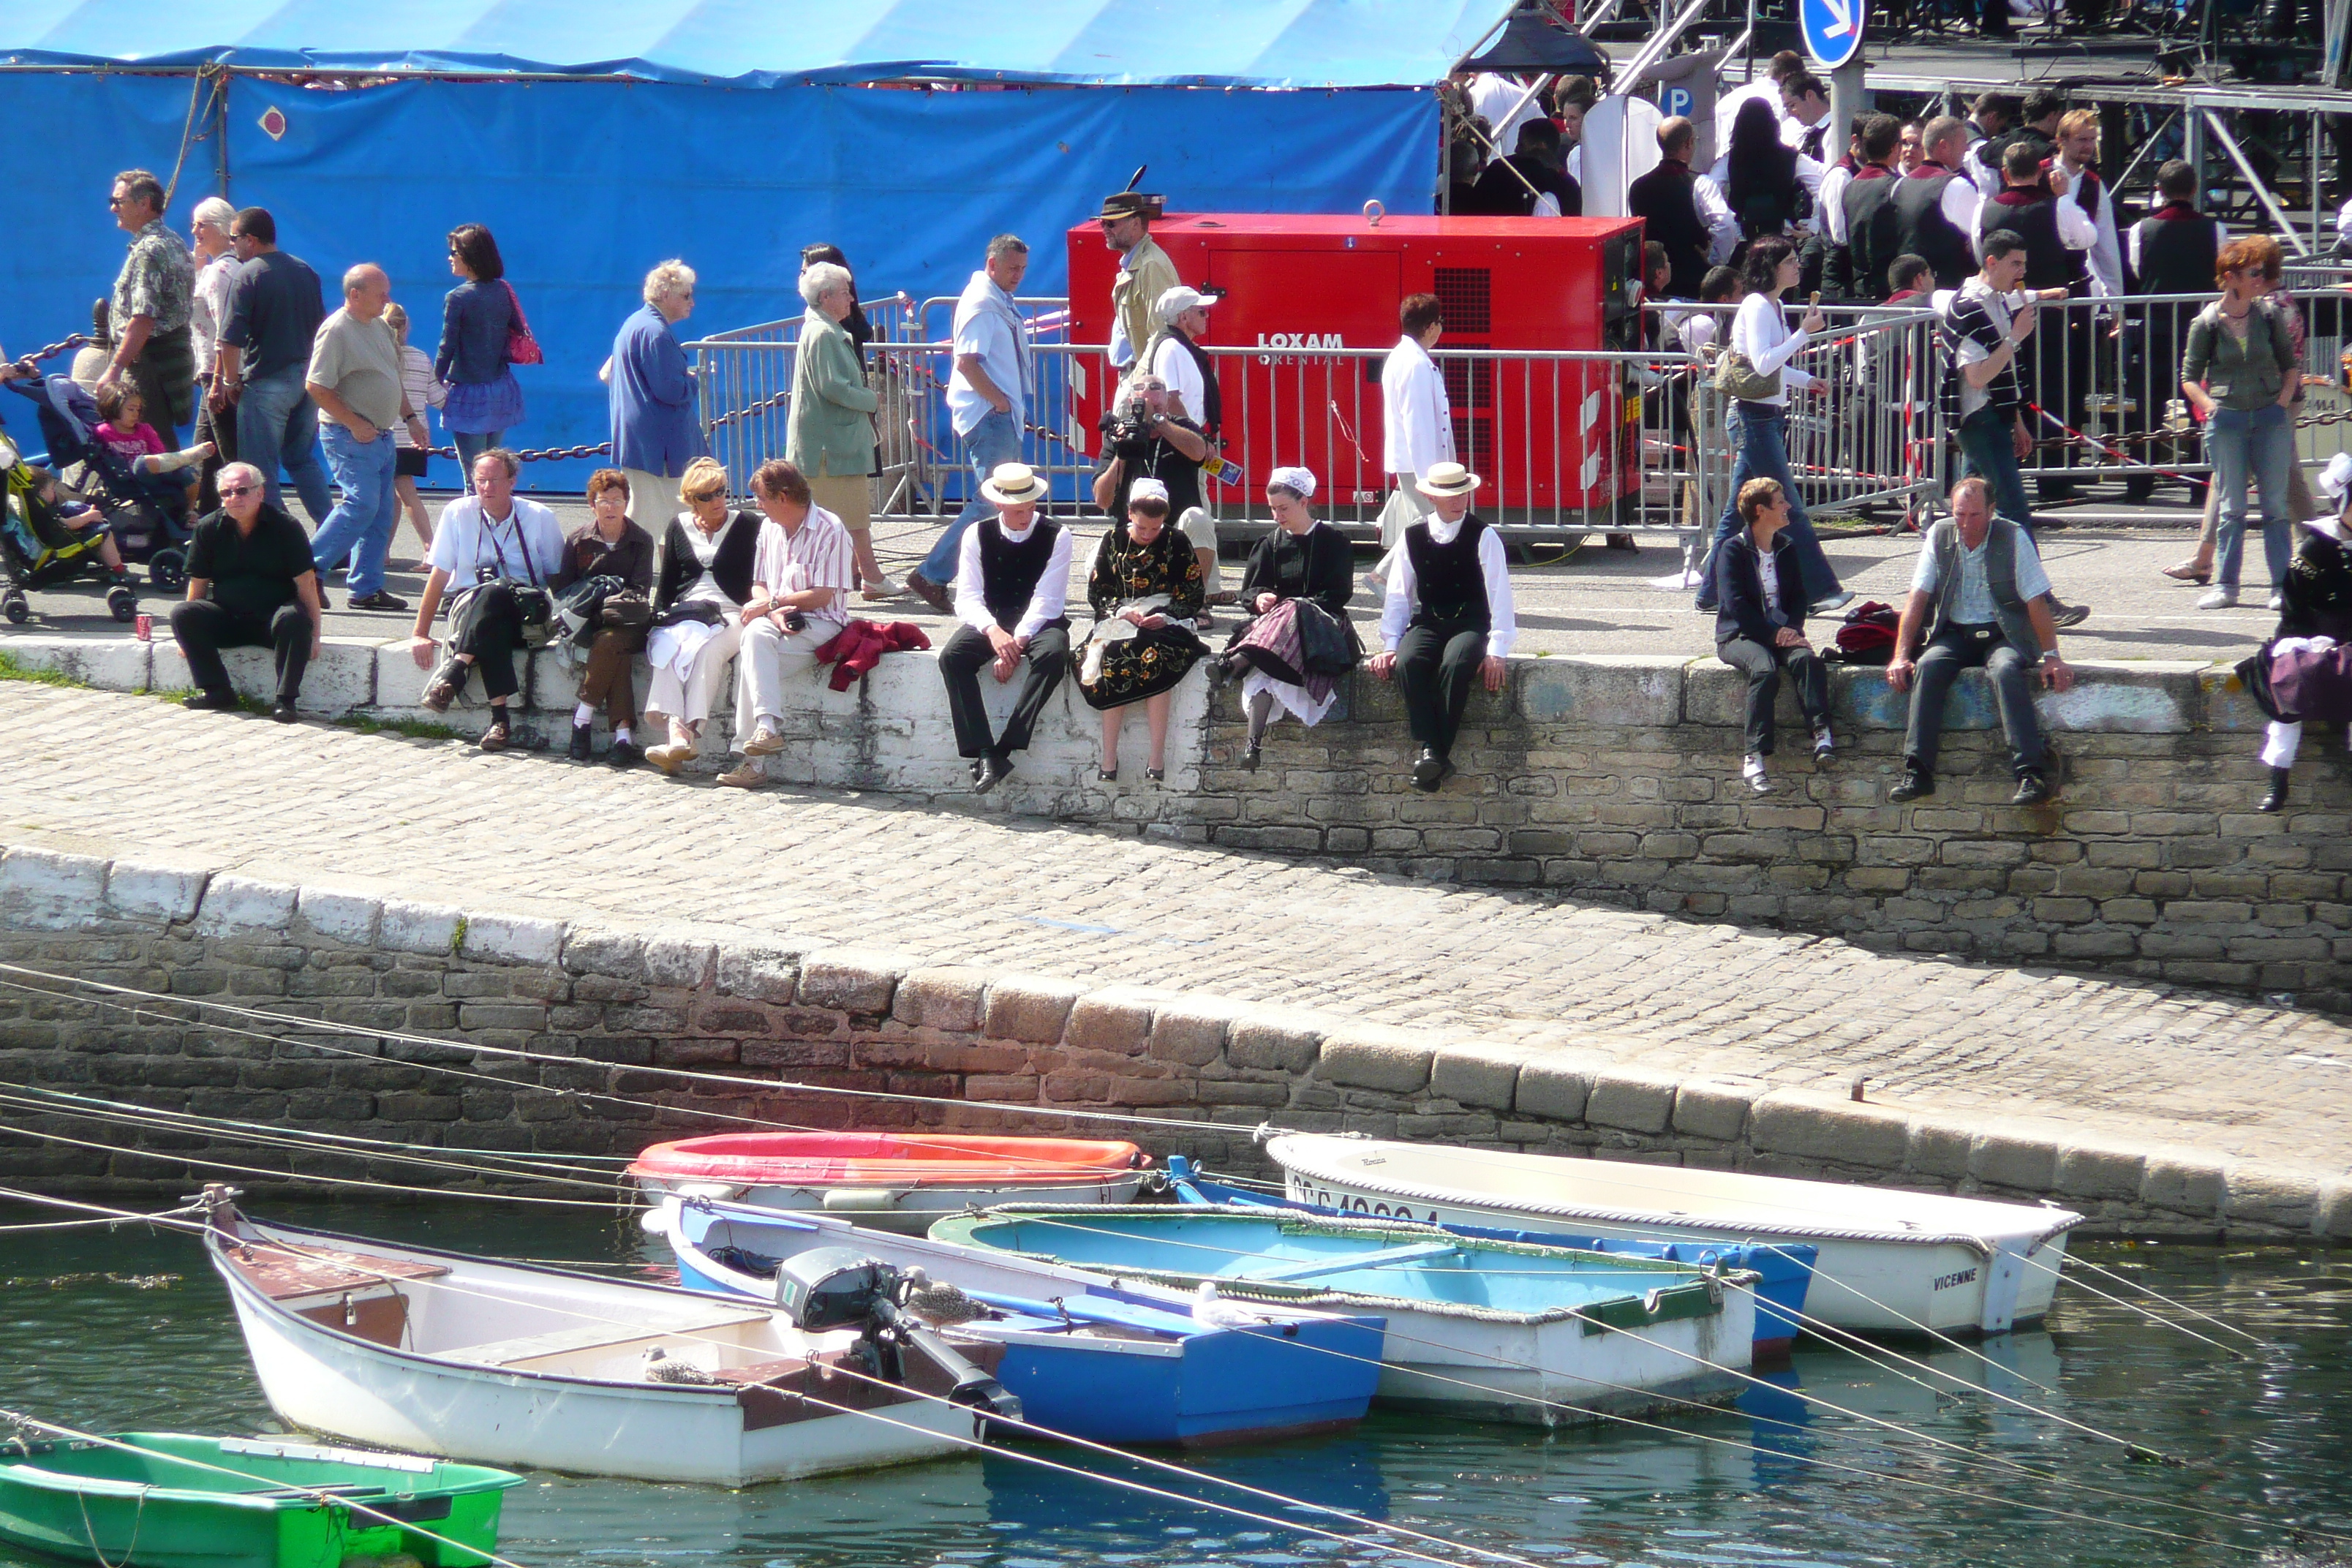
[751, 505, 856, 633]
[1940, 278, 2023, 426]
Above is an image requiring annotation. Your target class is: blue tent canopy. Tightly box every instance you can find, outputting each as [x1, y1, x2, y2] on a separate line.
[4, 0, 1509, 87]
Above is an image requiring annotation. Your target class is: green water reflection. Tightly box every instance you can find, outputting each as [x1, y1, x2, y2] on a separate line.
[3, 1199, 2347, 1568]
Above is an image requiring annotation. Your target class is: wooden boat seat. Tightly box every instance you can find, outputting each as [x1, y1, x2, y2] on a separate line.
[233, 1243, 451, 1303]
[459, 1311, 769, 1369]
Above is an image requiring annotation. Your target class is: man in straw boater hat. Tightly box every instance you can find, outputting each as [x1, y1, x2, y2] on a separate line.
[1100, 189, 1179, 380]
[938, 461, 1074, 794]
[1367, 461, 1517, 794]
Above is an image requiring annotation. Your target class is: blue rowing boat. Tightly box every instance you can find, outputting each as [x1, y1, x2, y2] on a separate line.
[1163, 1158, 1817, 1360]
[932, 1205, 1762, 1427]
[649, 1196, 1386, 1449]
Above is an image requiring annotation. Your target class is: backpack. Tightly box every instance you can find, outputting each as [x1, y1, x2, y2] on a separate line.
[1829, 600, 1901, 664]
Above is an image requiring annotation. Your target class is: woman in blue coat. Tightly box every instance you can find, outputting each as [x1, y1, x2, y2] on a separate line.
[436, 223, 525, 485]
[608, 260, 708, 538]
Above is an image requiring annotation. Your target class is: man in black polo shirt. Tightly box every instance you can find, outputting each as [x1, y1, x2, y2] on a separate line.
[171, 461, 325, 720]
[939, 462, 1074, 794]
[214, 207, 331, 525]
[1093, 370, 1218, 619]
[1368, 462, 1518, 793]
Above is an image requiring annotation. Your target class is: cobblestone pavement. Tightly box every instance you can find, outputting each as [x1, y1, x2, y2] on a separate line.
[4, 497, 2288, 663]
[7, 677, 2349, 1176]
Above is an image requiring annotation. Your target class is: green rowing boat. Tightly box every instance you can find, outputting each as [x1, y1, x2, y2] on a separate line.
[0, 1432, 521, 1568]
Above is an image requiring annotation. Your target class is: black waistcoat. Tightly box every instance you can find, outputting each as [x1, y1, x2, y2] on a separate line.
[1841, 166, 1901, 302]
[978, 517, 1060, 630]
[1978, 189, 2085, 291]
[1891, 170, 1976, 290]
[1628, 160, 1711, 300]
[1405, 516, 1492, 632]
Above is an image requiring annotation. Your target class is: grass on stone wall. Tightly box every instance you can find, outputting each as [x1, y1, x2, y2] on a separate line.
[336, 713, 464, 742]
[0, 652, 80, 689]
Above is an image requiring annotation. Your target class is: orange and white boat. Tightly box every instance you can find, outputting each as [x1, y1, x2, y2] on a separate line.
[628, 1133, 1150, 1234]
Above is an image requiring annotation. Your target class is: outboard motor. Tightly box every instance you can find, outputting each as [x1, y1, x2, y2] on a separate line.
[772, 1247, 1023, 1430]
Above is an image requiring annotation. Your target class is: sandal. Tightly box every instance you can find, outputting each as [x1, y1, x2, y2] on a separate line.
[2160, 559, 2211, 584]
[1146, 766, 1166, 784]
[1097, 765, 1118, 782]
[419, 656, 467, 713]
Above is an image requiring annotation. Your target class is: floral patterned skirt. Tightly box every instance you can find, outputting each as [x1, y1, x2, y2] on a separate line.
[1077, 623, 1205, 710]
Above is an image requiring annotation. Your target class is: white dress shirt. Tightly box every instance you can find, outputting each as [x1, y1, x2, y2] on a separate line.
[1379, 515, 1518, 659]
[1468, 73, 1544, 157]
[1693, 171, 1740, 264]
[1715, 79, 1786, 148]
[1151, 334, 1206, 427]
[1380, 335, 1454, 477]
[2057, 157, 2124, 299]
[428, 494, 567, 587]
[1820, 162, 1853, 244]
[954, 517, 1072, 640]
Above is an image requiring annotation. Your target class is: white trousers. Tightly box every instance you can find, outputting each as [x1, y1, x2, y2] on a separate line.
[624, 467, 681, 537]
[646, 619, 743, 731]
[736, 617, 834, 731]
[1178, 505, 1220, 591]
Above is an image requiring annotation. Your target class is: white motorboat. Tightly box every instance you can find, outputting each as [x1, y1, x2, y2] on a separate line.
[198, 1189, 1014, 1486]
[1264, 1133, 2080, 1336]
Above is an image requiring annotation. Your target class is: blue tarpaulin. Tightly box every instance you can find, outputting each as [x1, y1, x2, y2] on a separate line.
[0, 69, 1436, 490]
[5, 1, 1507, 87]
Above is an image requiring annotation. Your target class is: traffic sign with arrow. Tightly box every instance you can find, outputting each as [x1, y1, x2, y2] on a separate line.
[1801, 0, 1866, 69]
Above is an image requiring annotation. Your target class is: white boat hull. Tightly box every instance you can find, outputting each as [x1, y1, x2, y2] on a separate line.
[1270, 1134, 2078, 1337]
[207, 1214, 984, 1486]
[633, 1174, 1147, 1235]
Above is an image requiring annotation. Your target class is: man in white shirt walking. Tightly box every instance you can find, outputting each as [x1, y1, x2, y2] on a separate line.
[1376, 293, 1454, 594]
[939, 462, 1074, 794]
[912, 234, 1033, 610]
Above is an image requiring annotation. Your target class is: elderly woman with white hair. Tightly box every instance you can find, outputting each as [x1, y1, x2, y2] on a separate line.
[1219, 466, 1358, 770]
[187, 195, 241, 510]
[2242, 452, 2352, 814]
[642, 457, 767, 774]
[787, 258, 890, 600]
[608, 259, 709, 537]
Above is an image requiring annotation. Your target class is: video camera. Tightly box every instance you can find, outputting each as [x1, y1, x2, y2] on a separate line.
[1105, 389, 1160, 451]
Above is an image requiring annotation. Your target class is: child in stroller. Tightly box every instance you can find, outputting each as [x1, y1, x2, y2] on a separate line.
[92, 382, 211, 519]
[1, 358, 198, 590]
[0, 430, 139, 625]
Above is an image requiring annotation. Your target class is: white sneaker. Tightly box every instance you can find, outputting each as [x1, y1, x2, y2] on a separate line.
[1741, 755, 1771, 794]
[2198, 586, 2239, 610]
[2269, 593, 2285, 613]
[1812, 727, 1834, 758]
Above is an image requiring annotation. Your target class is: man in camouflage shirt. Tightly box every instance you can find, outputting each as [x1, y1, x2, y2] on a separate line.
[97, 167, 197, 435]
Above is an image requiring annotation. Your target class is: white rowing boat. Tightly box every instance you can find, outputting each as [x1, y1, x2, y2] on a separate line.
[1264, 1133, 2080, 1336]
[199, 1190, 1006, 1486]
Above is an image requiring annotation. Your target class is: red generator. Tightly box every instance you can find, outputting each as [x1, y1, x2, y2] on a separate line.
[1066, 213, 1647, 531]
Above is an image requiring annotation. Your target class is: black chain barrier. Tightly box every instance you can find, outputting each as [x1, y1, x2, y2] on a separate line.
[9, 335, 90, 368]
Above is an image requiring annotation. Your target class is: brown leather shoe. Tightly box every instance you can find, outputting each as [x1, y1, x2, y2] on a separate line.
[904, 572, 952, 614]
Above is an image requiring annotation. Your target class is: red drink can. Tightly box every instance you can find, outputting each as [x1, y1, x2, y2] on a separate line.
[134, 613, 152, 641]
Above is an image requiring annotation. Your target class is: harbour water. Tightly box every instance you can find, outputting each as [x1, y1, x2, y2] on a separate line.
[3, 1199, 2348, 1568]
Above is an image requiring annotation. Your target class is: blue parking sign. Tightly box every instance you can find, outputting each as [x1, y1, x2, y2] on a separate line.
[1661, 85, 1693, 118]
[1801, 0, 1866, 69]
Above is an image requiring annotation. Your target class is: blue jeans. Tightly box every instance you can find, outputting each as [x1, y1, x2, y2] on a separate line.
[2209, 404, 2293, 591]
[453, 429, 505, 491]
[920, 409, 1023, 584]
[235, 364, 332, 526]
[311, 422, 401, 598]
[1955, 407, 2037, 538]
[1697, 403, 1839, 609]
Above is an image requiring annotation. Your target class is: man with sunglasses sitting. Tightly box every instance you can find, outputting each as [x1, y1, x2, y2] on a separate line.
[170, 460, 325, 722]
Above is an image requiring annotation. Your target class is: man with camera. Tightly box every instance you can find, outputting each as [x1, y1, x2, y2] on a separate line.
[407, 448, 568, 752]
[1090, 371, 1220, 616]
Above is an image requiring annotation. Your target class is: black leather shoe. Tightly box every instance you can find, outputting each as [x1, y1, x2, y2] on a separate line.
[974, 753, 1012, 794]
[569, 723, 592, 762]
[1411, 747, 1444, 792]
[1242, 742, 1262, 773]
[2259, 767, 2290, 813]
[271, 701, 298, 723]
[608, 739, 641, 769]
[1888, 766, 1934, 804]
[2011, 771, 2052, 807]
[346, 590, 410, 612]
[182, 690, 238, 712]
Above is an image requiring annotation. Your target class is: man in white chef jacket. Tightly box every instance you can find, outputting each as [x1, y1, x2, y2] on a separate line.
[1375, 292, 1454, 593]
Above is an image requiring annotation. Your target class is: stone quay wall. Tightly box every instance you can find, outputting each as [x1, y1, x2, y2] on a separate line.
[1, 845, 2345, 1243]
[6, 634, 2342, 1006]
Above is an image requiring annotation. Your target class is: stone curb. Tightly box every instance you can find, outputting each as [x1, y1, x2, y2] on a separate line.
[1, 837, 2342, 1237]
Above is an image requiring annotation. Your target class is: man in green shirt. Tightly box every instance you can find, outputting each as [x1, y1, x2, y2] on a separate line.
[304, 263, 425, 612]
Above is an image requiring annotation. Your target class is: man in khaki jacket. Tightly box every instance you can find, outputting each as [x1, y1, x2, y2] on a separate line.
[1101, 191, 1179, 380]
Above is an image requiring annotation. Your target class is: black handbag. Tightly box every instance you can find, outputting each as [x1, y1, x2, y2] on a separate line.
[1297, 600, 1362, 676]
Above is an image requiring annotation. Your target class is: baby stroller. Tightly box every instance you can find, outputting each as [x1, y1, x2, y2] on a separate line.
[2, 369, 190, 590]
[0, 428, 137, 624]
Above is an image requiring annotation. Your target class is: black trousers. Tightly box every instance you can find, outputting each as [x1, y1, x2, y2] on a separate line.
[193, 377, 239, 516]
[1717, 635, 1829, 756]
[451, 583, 527, 702]
[171, 599, 311, 704]
[938, 622, 1071, 758]
[1398, 617, 1488, 758]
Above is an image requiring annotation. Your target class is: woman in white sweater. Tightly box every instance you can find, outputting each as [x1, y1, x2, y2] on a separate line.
[1692, 237, 1850, 617]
